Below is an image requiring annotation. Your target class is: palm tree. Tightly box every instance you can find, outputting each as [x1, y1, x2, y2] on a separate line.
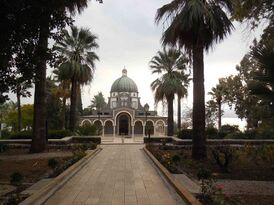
[156, 0, 234, 159]
[208, 83, 226, 130]
[52, 71, 71, 130]
[31, 0, 100, 153]
[150, 48, 190, 136]
[54, 26, 99, 132]
[177, 72, 191, 131]
[90, 92, 107, 112]
[249, 40, 274, 116]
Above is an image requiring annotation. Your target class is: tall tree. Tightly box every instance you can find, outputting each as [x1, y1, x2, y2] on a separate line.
[249, 37, 274, 118]
[177, 71, 190, 131]
[53, 70, 70, 129]
[223, 57, 265, 129]
[90, 92, 107, 112]
[205, 100, 218, 127]
[156, 0, 234, 159]
[150, 48, 190, 136]
[208, 80, 227, 130]
[31, 0, 97, 153]
[232, 0, 274, 28]
[54, 26, 99, 132]
[10, 77, 32, 132]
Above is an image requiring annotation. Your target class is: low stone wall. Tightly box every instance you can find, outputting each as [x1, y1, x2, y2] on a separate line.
[172, 137, 274, 146]
[0, 136, 101, 146]
[71, 136, 101, 144]
[143, 136, 173, 143]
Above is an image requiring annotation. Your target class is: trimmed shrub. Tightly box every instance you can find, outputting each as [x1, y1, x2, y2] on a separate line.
[177, 129, 193, 139]
[225, 132, 249, 139]
[218, 124, 240, 139]
[77, 124, 97, 136]
[0, 143, 8, 153]
[206, 127, 219, 139]
[9, 129, 71, 139]
[48, 130, 71, 139]
[9, 130, 32, 139]
[256, 126, 274, 139]
[10, 172, 23, 186]
[72, 136, 101, 144]
[48, 158, 59, 170]
[0, 129, 11, 139]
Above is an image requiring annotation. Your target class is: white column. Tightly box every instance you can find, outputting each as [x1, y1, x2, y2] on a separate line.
[154, 126, 156, 137]
[113, 125, 116, 137]
[102, 125, 105, 137]
[132, 126, 134, 138]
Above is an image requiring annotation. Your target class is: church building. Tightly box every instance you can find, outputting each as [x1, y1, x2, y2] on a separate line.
[80, 69, 167, 137]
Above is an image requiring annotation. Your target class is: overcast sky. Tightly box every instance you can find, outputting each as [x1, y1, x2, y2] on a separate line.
[11, 0, 263, 122]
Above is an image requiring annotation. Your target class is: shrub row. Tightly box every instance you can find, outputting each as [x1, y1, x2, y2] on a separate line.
[177, 125, 274, 139]
[6, 129, 72, 139]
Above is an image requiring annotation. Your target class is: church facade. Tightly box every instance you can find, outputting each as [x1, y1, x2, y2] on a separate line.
[79, 69, 167, 137]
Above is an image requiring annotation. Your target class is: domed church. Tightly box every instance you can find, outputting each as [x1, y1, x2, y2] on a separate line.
[80, 69, 167, 137]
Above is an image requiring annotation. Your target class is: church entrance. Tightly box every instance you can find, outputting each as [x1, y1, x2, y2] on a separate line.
[117, 113, 131, 136]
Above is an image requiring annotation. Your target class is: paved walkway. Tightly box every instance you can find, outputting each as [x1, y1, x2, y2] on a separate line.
[101, 136, 144, 144]
[44, 145, 186, 205]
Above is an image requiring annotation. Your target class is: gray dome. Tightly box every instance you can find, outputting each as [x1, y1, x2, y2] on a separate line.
[111, 69, 138, 93]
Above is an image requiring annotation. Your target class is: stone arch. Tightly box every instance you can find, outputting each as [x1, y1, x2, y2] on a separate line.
[134, 121, 143, 135]
[104, 120, 113, 135]
[103, 119, 114, 126]
[93, 120, 103, 135]
[134, 119, 144, 126]
[92, 119, 103, 125]
[116, 112, 132, 136]
[155, 120, 166, 136]
[145, 121, 154, 135]
[114, 111, 133, 126]
[80, 119, 92, 126]
[146, 119, 155, 126]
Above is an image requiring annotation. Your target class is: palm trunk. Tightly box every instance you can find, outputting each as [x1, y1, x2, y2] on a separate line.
[69, 78, 77, 132]
[77, 84, 83, 115]
[218, 100, 222, 130]
[61, 96, 66, 130]
[30, 16, 49, 153]
[16, 86, 22, 132]
[177, 96, 181, 131]
[192, 44, 207, 160]
[167, 96, 174, 136]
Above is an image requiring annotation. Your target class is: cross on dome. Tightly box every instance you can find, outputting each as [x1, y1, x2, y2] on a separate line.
[122, 68, 127, 76]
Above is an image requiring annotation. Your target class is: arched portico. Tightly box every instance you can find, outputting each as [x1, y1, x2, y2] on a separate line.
[145, 120, 154, 136]
[155, 120, 166, 136]
[104, 120, 114, 136]
[80, 119, 92, 126]
[116, 112, 132, 136]
[134, 120, 143, 136]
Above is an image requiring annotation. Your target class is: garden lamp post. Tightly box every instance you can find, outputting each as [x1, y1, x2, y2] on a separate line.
[144, 103, 150, 142]
[97, 106, 102, 136]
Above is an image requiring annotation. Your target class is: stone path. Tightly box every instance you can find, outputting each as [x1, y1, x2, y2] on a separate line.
[44, 145, 186, 205]
[101, 136, 144, 144]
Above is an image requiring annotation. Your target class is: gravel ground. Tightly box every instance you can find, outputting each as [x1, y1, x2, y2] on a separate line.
[0, 152, 72, 161]
[216, 180, 274, 196]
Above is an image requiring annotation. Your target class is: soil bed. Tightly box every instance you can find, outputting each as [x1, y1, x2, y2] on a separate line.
[147, 144, 274, 205]
[147, 144, 274, 181]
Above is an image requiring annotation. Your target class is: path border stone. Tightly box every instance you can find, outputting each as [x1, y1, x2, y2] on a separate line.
[20, 147, 102, 205]
[143, 147, 202, 205]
